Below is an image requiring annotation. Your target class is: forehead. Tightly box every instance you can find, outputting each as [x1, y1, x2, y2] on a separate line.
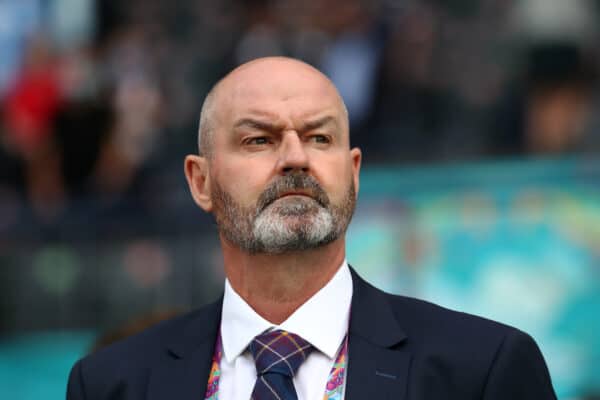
[217, 60, 343, 122]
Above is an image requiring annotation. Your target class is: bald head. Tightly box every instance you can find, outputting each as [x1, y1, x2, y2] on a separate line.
[197, 57, 348, 158]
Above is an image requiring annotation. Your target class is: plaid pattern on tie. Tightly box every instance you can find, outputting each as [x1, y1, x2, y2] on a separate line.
[249, 330, 313, 400]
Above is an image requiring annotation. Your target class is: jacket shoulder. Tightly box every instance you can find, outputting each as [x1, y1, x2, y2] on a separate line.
[386, 291, 524, 349]
[67, 300, 221, 399]
[390, 292, 516, 335]
[85, 306, 208, 365]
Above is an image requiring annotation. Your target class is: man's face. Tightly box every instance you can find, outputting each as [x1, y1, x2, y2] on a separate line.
[203, 59, 361, 254]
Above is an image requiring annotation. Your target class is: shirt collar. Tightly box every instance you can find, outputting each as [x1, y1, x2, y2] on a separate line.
[220, 261, 353, 363]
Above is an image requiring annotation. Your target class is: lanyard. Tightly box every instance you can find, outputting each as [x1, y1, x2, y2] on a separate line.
[204, 333, 349, 400]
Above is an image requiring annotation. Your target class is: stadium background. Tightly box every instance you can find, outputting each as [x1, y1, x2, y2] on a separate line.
[1, 0, 600, 399]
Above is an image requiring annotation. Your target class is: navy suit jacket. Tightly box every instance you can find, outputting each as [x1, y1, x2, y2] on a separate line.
[67, 269, 557, 399]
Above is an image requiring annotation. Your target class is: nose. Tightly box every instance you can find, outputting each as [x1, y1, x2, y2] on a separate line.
[277, 131, 309, 174]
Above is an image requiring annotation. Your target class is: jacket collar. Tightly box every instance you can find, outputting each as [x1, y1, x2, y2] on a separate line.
[151, 267, 411, 400]
[348, 267, 407, 347]
[147, 298, 222, 400]
[165, 267, 409, 357]
[345, 267, 411, 400]
[165, 296, 223, 359]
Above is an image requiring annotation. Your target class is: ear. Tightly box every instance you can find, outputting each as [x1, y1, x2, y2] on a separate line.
[184, 155, 213, 212]
[350, 147, 361, 197]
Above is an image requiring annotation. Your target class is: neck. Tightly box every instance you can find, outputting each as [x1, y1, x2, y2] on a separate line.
[221, 237, 346, 324]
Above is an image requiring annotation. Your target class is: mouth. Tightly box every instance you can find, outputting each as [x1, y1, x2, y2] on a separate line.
[278, 191, 314, 199]
[264, 192, 318, 210]
[256, 178, 329, 213]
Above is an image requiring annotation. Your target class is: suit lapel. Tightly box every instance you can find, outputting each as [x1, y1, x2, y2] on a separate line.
[146, 268, 412, 400]
[345, 268, 411, 400]
[147, 298, 222, 400]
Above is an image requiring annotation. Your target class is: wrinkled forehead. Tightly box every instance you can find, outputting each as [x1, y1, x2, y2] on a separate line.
[214, 59, 347, 124]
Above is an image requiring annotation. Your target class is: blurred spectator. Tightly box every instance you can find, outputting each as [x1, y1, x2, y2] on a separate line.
[364, 1, 443, 162]
[1, 0, 600, 219]
[234, 0, 285, 63]
[3, 36, 62, 157]
[53, 100, 114, 198]
[2, 36, 65, 220]
[2, 2, 600, 397]
[524, 44, 596, 154]
[491, 43, 598, 155]
[96, 26, 165, 196]
[318, 0, 383, 130]
[488, 0, 600, 156]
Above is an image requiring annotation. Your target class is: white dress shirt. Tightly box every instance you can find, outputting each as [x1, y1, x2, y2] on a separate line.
[218, 261, 353, 400]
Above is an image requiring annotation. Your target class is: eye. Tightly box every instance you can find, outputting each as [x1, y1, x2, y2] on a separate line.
[244, 136, 271, 146]
[309, 135, 331, 144]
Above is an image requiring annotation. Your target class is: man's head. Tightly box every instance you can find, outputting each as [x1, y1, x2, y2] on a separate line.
[185, 57, 361, 254]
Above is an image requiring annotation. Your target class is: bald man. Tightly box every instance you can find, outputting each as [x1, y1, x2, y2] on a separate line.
[67, 57, 557, 400]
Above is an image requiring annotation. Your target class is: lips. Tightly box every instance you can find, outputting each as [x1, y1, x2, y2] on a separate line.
[278, 191, 314, 199]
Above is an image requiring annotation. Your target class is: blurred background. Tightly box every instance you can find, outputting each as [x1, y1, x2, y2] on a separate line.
[1, 0, 600, 399]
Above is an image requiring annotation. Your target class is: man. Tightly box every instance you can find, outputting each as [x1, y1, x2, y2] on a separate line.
[67, 57, 557, 399]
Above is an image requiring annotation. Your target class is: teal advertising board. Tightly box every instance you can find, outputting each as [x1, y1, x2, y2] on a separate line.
[349, 158, 600, 399]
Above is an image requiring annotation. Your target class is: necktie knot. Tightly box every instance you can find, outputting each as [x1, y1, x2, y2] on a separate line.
[250, 330, 313, 378]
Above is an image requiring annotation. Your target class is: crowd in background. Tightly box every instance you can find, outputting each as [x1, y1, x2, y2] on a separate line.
[3, 0, 600, 229]
[2, 3, 600, 397]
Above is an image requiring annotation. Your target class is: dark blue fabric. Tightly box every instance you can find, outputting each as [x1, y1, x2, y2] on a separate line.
[249, 330, 313, 400]
[252, 373, 297, 400]
[66, 268, 558, 400]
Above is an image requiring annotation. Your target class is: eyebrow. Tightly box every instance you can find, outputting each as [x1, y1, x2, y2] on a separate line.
[233, 116, 338, 133]
[233, 118, 283, 132]
[300, 116, 337, 132]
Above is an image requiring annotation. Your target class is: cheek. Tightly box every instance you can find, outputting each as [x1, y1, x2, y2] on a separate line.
[213, 157, 271, 205]
[317, 158, 355, 202]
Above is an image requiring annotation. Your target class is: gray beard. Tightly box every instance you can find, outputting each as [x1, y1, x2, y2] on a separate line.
[211, 172, 356, 254]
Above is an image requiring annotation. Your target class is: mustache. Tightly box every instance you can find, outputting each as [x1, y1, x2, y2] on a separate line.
[256, 172, 330, 213]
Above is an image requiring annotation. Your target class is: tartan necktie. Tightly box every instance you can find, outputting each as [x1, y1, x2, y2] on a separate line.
[249, 329, 314, 400]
